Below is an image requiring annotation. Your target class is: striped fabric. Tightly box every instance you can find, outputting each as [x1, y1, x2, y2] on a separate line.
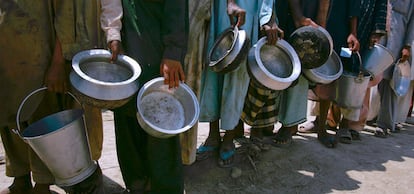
[241, 81, 281, 128]
[358, 0, 388, 51]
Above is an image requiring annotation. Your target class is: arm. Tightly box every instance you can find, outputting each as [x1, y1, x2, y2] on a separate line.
[44, 37, 67, 93]
[403, 5, 414, 52]
[260, 0, 284, 45]
[347, 0, 360, 52]
[316, 0, 330, 28]
[347, 16, 360, 52]
[227, 0, 246, 27]
[101, 0, 123, 62]
[160, 0, 188, 88]
[287, 0, 318, 27]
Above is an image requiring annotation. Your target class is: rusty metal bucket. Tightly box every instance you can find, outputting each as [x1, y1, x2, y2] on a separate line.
[14, 87, 96, 186]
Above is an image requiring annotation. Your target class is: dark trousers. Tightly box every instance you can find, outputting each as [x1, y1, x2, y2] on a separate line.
[113, 99, 184, 194]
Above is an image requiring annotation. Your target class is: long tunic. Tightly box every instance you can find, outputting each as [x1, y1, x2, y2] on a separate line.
[0, 0, 55, 127]
[199, 0, 261, 130]
[180, 0, 211, 164]
[114, 0, 189, 192]
[377, 0, 414, 131]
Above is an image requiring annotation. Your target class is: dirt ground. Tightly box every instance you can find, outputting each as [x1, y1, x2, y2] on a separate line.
[184, 120, 414, 194]
[2, 111, 414, 194]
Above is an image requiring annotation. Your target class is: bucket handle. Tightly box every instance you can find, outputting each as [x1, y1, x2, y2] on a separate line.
[14, 87, 82, 139]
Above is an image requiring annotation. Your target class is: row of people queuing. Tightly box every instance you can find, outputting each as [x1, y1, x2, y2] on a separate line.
[0, 0, 413, 193]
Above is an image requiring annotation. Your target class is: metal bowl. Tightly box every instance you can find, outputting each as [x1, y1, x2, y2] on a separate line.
[136, 77, 200, 138]
[70, 49, 141, 109]
[361, 43, 394, 78]
[303, 51, 343, 84]
[208, 26, 250, 73]
[247, 37, 301, 90]
[289, 26, 333, 69]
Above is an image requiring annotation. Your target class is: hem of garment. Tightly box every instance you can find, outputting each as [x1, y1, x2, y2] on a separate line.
[281, 118, 307, 127]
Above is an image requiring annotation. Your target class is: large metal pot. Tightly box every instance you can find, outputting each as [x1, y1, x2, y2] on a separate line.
[136, 78, 199, 138]
[247, 37, 301, 90]
[335, 72, 371, 109]
[208, 26, 250, 73]
[361, 43, 394, 77]
[70, 49, 141, 109]
[303, 50, 343, 84]
[289, 26, 333, 69]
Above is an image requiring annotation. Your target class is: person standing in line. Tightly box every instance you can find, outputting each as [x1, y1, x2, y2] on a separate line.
[180, 0, 212, 165]
[375, 0, 414, 137]
[195, 0, 248, 168]
[239, 0, 284, 152]
[302, 0, 387, 144]
[107, 0, 189, 193]
[270, 0, 332, 147]
[0, 0, 121, 193]
[336, 0, 387, 142]
[0, 1, 66, 193]
[300, 0, 361, 148]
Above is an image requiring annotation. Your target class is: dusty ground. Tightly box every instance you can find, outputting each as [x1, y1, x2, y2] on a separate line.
[2, 111, 414, 194]
[186, 121, 414, 194]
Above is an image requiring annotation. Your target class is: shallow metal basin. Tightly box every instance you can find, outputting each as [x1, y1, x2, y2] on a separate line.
[208, 26, 250, 73]
[70, 49, 141, 109]
[303, 51, 343, 84]
[136, 78, 199, 138]
[248, 37, 301, 90]
[361, 44, 394, 77]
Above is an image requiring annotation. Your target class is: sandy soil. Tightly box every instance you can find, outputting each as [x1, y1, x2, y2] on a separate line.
[2, 112, 414, 194]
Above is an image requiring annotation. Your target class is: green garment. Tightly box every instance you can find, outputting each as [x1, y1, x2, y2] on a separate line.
[199, 0, 274, 130]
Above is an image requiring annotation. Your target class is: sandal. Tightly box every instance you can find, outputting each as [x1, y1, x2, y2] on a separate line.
[298, 121, 317, 133]
[196, 143, 218, 161]
[374, 127, 388, 138]
[318, 133, 337, 148]
[336, 128, 352, 144]
[349, 129, 361, 141]
[271, 128, 293, 148]
[217, 143, 235, 168]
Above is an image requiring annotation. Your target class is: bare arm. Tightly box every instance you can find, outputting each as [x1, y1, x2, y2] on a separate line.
[347, 16, 360, 52]
[227, 0, 246, 27]
[316, 0, 330, 28]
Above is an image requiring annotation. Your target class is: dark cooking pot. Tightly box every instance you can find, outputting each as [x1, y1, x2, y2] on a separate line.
[208, 26, 250, 73]
[289, 26, 333, 69]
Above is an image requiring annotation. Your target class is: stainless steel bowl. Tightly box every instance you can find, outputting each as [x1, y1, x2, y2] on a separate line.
[361, 43, 394, 77]
[289, 26, 333, 69]
[208, 26, 250, 73]
[136, 77, 200, 138]
[247, 37, 301, 90]
[303, 51, 343, 84]
[70, 49, 141, 109]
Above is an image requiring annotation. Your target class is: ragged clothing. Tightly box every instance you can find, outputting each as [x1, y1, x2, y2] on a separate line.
[199, 0, 273, 130]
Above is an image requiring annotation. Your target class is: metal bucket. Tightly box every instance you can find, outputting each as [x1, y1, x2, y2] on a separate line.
[335, 73, 371, 108]
[361, 44, 394, 78]
[14, 87, 97, 187]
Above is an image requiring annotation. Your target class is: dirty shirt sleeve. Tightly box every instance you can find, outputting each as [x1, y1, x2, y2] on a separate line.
[101, 0, 123, 43]
[372, 0, 387, 35]
[52, 0, 76, 59]
[260, 0, 276, 26]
